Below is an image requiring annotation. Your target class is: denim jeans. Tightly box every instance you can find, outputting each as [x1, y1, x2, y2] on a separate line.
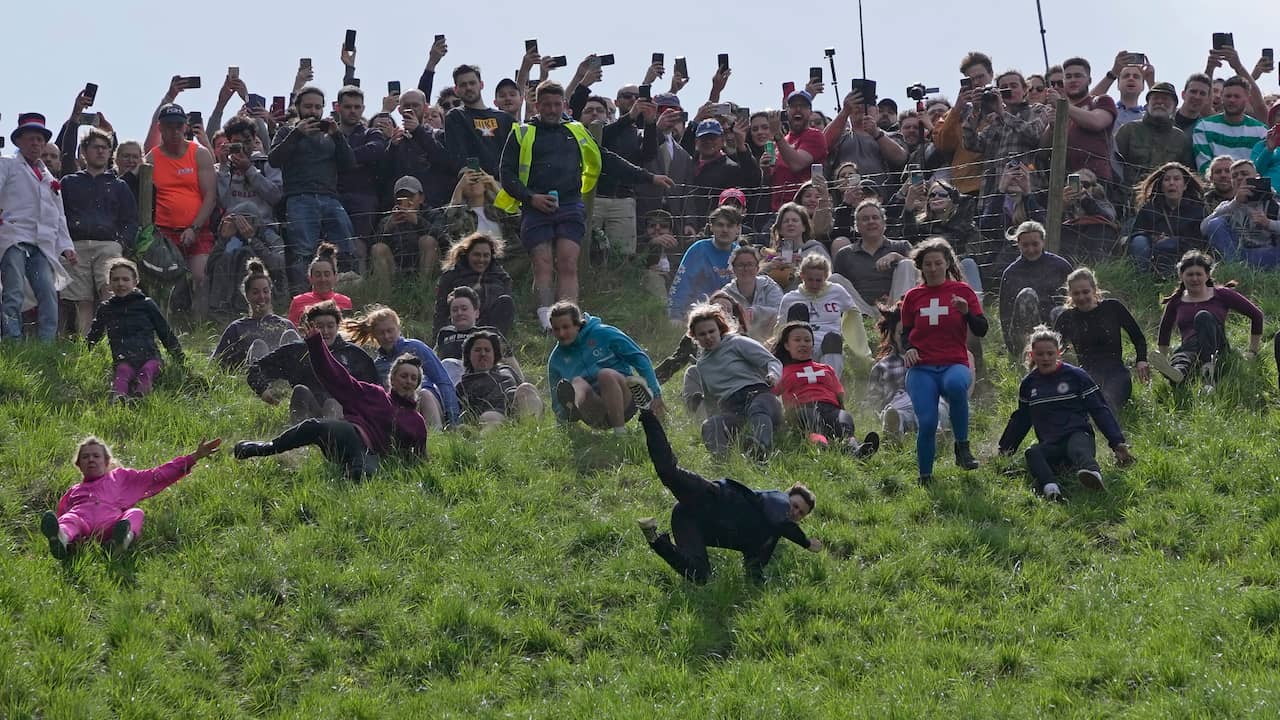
[285, 194, 356, 285]
[1, 243, 59, 340]
[1128, 233, 1181, 273]
[1207, 217, 1280, 268]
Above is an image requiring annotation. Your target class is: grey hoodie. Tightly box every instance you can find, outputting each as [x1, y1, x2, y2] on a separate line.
[695, 334, 782, 402]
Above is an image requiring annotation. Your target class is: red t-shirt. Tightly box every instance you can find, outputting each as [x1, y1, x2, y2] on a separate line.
[770, 127, 828, 210]
[288, 290, 353, 326]
[774, 360, 843, 407]
[900, 280, 982, 367]
[1067, 95, 1117, 182]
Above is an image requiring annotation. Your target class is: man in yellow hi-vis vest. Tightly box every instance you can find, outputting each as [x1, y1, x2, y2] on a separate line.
[498, 80, 673, 331]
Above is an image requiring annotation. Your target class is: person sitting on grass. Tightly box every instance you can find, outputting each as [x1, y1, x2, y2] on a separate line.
[998, 325, 1134, 501]
[434, 285, 521, 386]
[1053, 267, 1148, 412]
[432, 232, 515, 337]
[900, 237, 987, 484]
[342, 305, 459, 430]
[687, 302, 784, 461]
[287, 243, 352, 326]
[41, 436, 222, 559]
[654, 290, 750, 423]
[548, 301, 665, 434]
[457, 330, 544, 428]
[719, 244, 785, 340]
[998, 220, 1073, 356]
[1148, 250, 1264, 390]
[234, 326, 428, 480]
[247, 300, 379, 423]
[370, 176, 438, 281]
[634, 408, 822, 584]
[85, 258, 185, 403]
[211, 258, 298, 370]
[771, 321, 880, 457]
[779, 253, 871, 377]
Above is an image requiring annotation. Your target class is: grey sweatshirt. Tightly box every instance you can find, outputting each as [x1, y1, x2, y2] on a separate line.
[696, 334, 782, 402]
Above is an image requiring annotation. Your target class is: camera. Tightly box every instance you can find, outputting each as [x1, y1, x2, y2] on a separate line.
[227, 142, 244, 155]
[314, 118, 334, 132]
[980, 88, 1000, 112]
[1247, 176, 1272, 200]
[905, 83, 939, 102]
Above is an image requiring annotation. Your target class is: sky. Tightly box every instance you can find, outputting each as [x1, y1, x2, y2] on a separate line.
[7, 0, 1280, 149]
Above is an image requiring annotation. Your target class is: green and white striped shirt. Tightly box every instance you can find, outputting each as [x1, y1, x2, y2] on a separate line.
[1192, 113, 1267, 172]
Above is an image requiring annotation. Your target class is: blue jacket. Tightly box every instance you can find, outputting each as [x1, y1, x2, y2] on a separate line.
[547, 314, 660, 419]
[667, 238, 735, 319]
[997, 362, 1126, 452]
[61, 170, 138, 248]
[374, 337, 461, 425]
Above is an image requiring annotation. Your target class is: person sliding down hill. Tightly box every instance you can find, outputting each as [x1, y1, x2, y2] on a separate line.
[634, 406, 823, 584]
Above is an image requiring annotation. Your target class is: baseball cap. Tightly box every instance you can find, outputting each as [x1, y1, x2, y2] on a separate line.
[877, 98, 899, 111]
[495, 78, 519, 92]
[786, 90, 813, 107]
[695, 119, 723, 137]
[718, 188, 747, 206]
[394, 175, 424, 196]
[653, 93, 682, 110]
[157, 103, 187, 124]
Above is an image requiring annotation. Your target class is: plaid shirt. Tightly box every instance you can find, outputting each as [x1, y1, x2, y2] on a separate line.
[963, 102, 1049, 194]
[867, 352, 907, 409]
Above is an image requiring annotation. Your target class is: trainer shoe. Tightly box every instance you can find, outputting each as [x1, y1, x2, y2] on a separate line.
[110, 519, 134, 552]
[625, 375, 654, 410]
[1200, 360, 1216, 392]
[882, 406, 901, 437]
[1147, 351, 1183, 384]
[1077, 468, 1105, 490]
[555, 379, 580, 422]
[1042, 482, 1063, 501]
[41, 511, 68, 560]
[852, 431, 881, 459]
[808, 432, 830, 448]
[637, 517, 658, 543]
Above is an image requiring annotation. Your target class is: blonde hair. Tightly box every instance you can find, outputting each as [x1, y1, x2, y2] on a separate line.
[1064, 267, 1104, 307]
[107, 257, 139, 281]
[797, 253, 831, 276]
[73, 436, 117, 471]
[1024, 324, 1062, 369]
[342, 304, 400, 347]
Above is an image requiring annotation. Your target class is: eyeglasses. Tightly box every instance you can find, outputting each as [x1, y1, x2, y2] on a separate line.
[928, 191, 951, 198]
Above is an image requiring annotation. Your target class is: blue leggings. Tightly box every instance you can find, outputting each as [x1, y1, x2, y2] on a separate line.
[905, 364, 972, 475]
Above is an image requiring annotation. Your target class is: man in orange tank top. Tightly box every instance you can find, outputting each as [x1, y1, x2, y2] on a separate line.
[147, 102, 216, 323]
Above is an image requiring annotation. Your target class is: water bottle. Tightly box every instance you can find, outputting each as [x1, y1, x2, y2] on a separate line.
[657, 254, 670, 273]
[547, 189, 559, 210]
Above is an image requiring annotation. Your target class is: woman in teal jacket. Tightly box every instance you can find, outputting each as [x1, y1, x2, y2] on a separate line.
[548, 301, 664, 431]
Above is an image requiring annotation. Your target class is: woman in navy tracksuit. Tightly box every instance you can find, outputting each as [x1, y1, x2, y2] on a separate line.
[998, 326, 1135, 500]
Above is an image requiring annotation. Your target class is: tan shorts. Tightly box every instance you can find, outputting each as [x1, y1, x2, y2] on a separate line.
[62, 240, 124, 301]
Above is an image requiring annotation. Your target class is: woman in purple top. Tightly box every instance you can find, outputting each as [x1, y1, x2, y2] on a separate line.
[1149, 251, 1263, 388]
[233, 301, 428, 480]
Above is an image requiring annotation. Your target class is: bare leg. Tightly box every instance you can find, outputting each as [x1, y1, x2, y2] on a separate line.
[531, 243, 555, 328]
[554, 237, 581, 302]
[514, 383, 544, 417]
[368, 243, 395, 281]
[416, 391, 443, 431]
[188, 253, 210, 325]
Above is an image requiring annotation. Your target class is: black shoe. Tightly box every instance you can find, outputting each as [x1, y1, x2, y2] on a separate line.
[851, 431, 881, 459]
[917, 474, 934, 485]
[233, 441, 274, 460]
[955, 441, 979, 470]
[555, 379, 580, 422]
[41, 511, 67, 560]
[109, 519, 134, 552]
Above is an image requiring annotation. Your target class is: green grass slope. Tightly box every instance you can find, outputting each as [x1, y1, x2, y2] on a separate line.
[3, 259, 1280, 719]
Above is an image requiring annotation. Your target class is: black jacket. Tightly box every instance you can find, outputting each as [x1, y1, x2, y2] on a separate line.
[444, 107, 514, 177]
[62, 170, 139, 248]
[499, 117, 653, 205]
[337, 123, 389, 207]
[268, 124, 356, 198]
[246, 337, 377, 395]
[684, 152, 762, 226]
[85, 290, 183, 366]
[432, 262, 514, 335]
[596, 114, 659, 198]
[458, 365, 522, 418]
[389, 126, 457, 207]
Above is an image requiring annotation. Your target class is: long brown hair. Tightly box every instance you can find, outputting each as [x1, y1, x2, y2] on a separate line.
[769, 202, 813, 247]
[1134, 162, 1204, 210]
[910, 236, 964, 282]
[442, 232, 505, 271]
[708, 290, 750, 333]
[875, 302, 903, 360]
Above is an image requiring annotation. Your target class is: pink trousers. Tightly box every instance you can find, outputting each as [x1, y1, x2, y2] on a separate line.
[58, 507, 145, 543]
[113, 359, 162, 397]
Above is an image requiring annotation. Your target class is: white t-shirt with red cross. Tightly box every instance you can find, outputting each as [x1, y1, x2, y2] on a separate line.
[900, 279, 982, 367]
[774, 360, 843, 408]
[779, 283, 855, 349]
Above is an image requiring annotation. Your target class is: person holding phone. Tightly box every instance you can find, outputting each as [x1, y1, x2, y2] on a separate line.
[576, 83, 661, 259]
[961, 69, 1048, 196]
[1202, 158, 1280, 267]
[269, 85, 358, 288]
[1039, 58, 1118, 185]
[684, 119, 762, 229]
[217, 117, 283, 225]
[767, 91, 830, 211]
[334, 86, 390, 271]
[1088, 50, 1155, 128]
[444, 64, 514, 178]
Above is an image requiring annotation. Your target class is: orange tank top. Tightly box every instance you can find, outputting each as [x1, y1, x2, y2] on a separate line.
[152, 140, 202, 228]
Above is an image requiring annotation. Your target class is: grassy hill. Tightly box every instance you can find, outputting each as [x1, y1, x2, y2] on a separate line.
[4, 259, 1280, 718]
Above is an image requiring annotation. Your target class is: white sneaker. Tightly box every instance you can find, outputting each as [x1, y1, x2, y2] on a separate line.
[1200, 360, 1216, 392]
[882, 406, 901, 436]
[1042, 482, 1062, 501]
[625, 375, 654, 410]
[1077, 468, 1105, 490]
[1147, 351, 1184, 384]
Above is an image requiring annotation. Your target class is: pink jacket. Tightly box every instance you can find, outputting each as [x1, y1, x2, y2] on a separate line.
[57, 455, 195, 526]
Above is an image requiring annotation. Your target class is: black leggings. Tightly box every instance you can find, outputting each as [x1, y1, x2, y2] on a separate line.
[790, 402, 855, 440]
[1025, 431, 1098, 492]
[270, 418, 379, 479]
[1081, 360, 1131, 413]
[641, 410, 721, 583]
[1171, 311, 1227, 381]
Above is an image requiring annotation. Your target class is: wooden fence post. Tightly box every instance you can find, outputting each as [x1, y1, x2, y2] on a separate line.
[1044, 98, 1069, 254]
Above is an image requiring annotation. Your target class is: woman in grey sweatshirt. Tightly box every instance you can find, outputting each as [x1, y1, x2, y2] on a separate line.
[688, 303, 784, 460]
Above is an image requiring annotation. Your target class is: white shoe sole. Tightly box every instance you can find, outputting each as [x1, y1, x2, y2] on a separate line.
[1077, 468, 1105, 490]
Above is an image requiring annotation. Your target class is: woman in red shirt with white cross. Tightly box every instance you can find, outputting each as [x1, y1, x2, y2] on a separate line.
[771, 321, 879, 457]
[900, 237, 988, 484]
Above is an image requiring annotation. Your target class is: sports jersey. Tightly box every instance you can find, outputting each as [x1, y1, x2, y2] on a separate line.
[900, 280, 982, 367]
[779, 282, 856, 348]
[774, 360, 843, 408]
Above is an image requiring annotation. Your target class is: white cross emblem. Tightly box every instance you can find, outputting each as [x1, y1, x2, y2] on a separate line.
[796, 365, 827, 384]
[920, 297, 950, 325]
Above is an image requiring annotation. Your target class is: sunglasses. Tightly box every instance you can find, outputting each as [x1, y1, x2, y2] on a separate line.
[928, 191, 951, 198]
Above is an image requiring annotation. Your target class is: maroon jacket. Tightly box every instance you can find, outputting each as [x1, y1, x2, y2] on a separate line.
[308, 333, 427, 456]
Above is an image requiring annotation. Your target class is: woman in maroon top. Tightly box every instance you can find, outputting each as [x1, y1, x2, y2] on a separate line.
[233, 301, 428, 479]
[1149, 251, 1263, 388]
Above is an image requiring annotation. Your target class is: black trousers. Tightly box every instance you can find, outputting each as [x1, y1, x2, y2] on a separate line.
[1171, 310, 1227, 381]
[1081, 360, 1131, 413]
[270, 418, 379, 479]
[791, 402, 855, 440]
[641, 410, 773, 584]
[1024, 431, 1098, 491]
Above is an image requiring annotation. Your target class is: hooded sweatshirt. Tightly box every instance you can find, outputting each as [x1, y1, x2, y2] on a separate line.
[546, 314, 661, 418]
[695, 333, 782, 403]
[307, 332, 427, 456]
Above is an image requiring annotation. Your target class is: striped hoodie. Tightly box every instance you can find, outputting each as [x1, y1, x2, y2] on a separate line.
[1192, 113, 1266, 172]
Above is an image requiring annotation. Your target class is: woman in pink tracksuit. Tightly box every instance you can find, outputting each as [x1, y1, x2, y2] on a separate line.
[40, 436, 222, 558]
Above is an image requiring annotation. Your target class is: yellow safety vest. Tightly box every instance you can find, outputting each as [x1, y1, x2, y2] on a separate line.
[494, 120, 601, 214]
